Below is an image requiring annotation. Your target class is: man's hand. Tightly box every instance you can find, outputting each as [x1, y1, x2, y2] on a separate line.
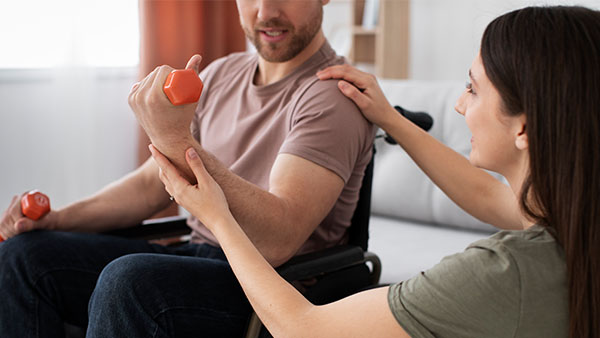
[128, 55, 203, 147]
[0, 193, 56, 240]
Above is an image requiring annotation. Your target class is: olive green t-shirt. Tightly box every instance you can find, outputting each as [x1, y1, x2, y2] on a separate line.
[388, 225, 567, 337]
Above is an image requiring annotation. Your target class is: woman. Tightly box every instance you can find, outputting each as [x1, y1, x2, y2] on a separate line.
[150, 6, 599, 337]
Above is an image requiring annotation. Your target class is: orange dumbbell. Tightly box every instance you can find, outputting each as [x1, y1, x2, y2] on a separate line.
[0, 191, 50, 242]
[21, 190, 51, 221]
[163, 69, 204, 106]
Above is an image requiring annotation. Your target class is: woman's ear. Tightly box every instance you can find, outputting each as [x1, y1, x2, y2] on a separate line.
[515, 116, 528, 150]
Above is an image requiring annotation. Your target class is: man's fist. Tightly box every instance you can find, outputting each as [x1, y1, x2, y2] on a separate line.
[128, 55, 203, 147]
[164, 69, 204, 106]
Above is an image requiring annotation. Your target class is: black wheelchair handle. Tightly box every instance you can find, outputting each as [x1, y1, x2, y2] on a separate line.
[381, 106, 434, 145]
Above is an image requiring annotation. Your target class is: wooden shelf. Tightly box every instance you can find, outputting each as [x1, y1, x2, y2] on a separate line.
[349, 0, 410, 79]
[351, 27, 377, 35]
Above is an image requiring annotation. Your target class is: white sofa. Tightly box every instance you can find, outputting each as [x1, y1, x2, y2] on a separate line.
[368, 80, 502, 284]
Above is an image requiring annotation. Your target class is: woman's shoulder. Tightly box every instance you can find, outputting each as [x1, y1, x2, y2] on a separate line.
[469, 225, 565, 269]
[388, 225, 568, 337]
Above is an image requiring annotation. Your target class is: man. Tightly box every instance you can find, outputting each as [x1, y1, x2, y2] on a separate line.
[0, 0, 374, 336]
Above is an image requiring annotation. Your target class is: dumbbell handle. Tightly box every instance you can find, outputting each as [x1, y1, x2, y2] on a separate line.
[0, 191, 51, 242]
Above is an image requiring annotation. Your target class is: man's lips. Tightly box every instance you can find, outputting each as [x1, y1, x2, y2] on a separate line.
[258, 28, 289, 43]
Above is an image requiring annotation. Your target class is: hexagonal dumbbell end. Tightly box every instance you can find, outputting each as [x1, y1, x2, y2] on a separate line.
[20, 190, 51, 221]
[163, 69, 204, 106]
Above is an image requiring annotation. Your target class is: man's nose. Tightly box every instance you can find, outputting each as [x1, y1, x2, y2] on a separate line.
[257, 0, 281, 22]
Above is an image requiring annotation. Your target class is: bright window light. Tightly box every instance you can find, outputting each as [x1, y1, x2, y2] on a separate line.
[0, 0, 139, 68]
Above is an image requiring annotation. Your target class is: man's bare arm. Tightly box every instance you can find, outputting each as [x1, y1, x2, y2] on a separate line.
[6, 158, 171, 236]
[163, 140, 343, 267]
[129, 60, 346, 266]
[151, 141, 344, 267]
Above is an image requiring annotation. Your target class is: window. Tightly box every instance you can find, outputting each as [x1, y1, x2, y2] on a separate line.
[0, 0, 139, 68]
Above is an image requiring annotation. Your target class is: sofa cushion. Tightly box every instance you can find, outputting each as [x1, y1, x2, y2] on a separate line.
[369, 215, 491, 283]
[371, 80, 501, 233]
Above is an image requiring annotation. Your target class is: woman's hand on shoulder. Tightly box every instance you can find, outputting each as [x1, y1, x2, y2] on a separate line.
[317, 65, 397, 128]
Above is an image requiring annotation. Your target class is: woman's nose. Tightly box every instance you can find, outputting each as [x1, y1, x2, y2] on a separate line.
[455, 91, 467, 116]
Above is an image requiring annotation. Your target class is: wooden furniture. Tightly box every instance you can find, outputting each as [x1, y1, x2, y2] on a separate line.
[349, 0, 410, 79]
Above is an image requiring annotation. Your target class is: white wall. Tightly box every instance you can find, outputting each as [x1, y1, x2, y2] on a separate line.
[324, 0, 600, 80]
[0, 68, 139, 210]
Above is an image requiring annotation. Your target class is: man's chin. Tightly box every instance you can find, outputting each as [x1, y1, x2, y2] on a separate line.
[257, 51, 295, 63]
[254, 44, 298, 63]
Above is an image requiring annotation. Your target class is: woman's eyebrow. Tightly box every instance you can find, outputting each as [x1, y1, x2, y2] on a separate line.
[469, 69, 479, 87]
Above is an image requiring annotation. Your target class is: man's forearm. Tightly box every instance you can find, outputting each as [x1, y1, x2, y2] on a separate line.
[53, 159, 171, 233]
[153, 138, 298, 266]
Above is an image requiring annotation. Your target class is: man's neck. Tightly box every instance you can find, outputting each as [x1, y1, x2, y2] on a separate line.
[255, 30, 326, 86]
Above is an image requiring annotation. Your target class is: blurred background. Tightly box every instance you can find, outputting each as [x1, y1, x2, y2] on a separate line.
[1, 0, 599, 213]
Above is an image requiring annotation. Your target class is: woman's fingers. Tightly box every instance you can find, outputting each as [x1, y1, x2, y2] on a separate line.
[316, 65, 373, 90]
[149, 145, 189, 198]
[337, 80, 369, 109]
[185, 148, 212, 186]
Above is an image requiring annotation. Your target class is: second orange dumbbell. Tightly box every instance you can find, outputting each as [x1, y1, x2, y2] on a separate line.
[21, 190, 51, 221]
[163, 69, 204, 106]
[0, 191, 50, 242]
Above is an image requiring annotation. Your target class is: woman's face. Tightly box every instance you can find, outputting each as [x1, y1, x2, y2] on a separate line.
[454, 54, 526, 176]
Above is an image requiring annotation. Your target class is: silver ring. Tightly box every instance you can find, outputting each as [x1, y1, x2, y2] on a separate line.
[169, 196, 174, 201]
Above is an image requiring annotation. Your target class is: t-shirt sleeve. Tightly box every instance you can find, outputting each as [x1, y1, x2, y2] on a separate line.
[387, 238, 521, 338]
[279, 79, 374, 183]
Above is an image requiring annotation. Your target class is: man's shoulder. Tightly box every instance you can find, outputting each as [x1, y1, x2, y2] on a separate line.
[293, 73, 359, 113]
[294, 47, 349, 100]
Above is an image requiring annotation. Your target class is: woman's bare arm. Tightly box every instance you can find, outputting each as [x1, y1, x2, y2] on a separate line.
[151, 146, 410, 338]
[317, 65, 523, 230]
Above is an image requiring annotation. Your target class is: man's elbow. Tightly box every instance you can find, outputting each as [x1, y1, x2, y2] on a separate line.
[262, 245, 296, 268]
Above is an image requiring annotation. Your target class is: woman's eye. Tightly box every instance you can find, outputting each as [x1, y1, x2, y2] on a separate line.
[465, 81, 474, 94]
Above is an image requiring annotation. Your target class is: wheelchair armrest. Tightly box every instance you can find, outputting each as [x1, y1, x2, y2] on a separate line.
[276, 245, 371, 282]
[103, 216, 190, 241]
[104, 217, 382, 285]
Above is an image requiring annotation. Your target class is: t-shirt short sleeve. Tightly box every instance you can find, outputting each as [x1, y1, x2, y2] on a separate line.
[387, 238, 521, 338]
[279, 79, 373, 183]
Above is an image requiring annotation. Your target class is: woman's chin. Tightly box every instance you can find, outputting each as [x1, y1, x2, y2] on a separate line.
[468, 153, 486, 170]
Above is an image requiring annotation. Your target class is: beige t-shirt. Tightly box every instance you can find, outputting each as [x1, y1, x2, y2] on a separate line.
[188, 42, 375, 255]
[388, 225, 568, 337]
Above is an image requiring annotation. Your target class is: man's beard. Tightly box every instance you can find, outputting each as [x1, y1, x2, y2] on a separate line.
[243, 8, 323, 62]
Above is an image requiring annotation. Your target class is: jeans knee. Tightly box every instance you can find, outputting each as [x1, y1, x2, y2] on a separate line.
[0, 231, 54, 276]
[92, 254, 157, 304]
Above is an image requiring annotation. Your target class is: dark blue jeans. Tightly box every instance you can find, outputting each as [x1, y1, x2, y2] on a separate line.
[0, 230, 253, 337]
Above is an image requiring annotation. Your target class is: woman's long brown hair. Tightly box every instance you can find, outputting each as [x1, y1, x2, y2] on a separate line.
[481, 6, 600, 337]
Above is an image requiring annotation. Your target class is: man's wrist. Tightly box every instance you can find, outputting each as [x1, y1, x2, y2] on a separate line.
[150, 134, 195, 153]
[41, 209, 61, 231]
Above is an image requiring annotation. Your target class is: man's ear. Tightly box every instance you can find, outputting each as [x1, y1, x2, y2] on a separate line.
[515, 115, 528, 150]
